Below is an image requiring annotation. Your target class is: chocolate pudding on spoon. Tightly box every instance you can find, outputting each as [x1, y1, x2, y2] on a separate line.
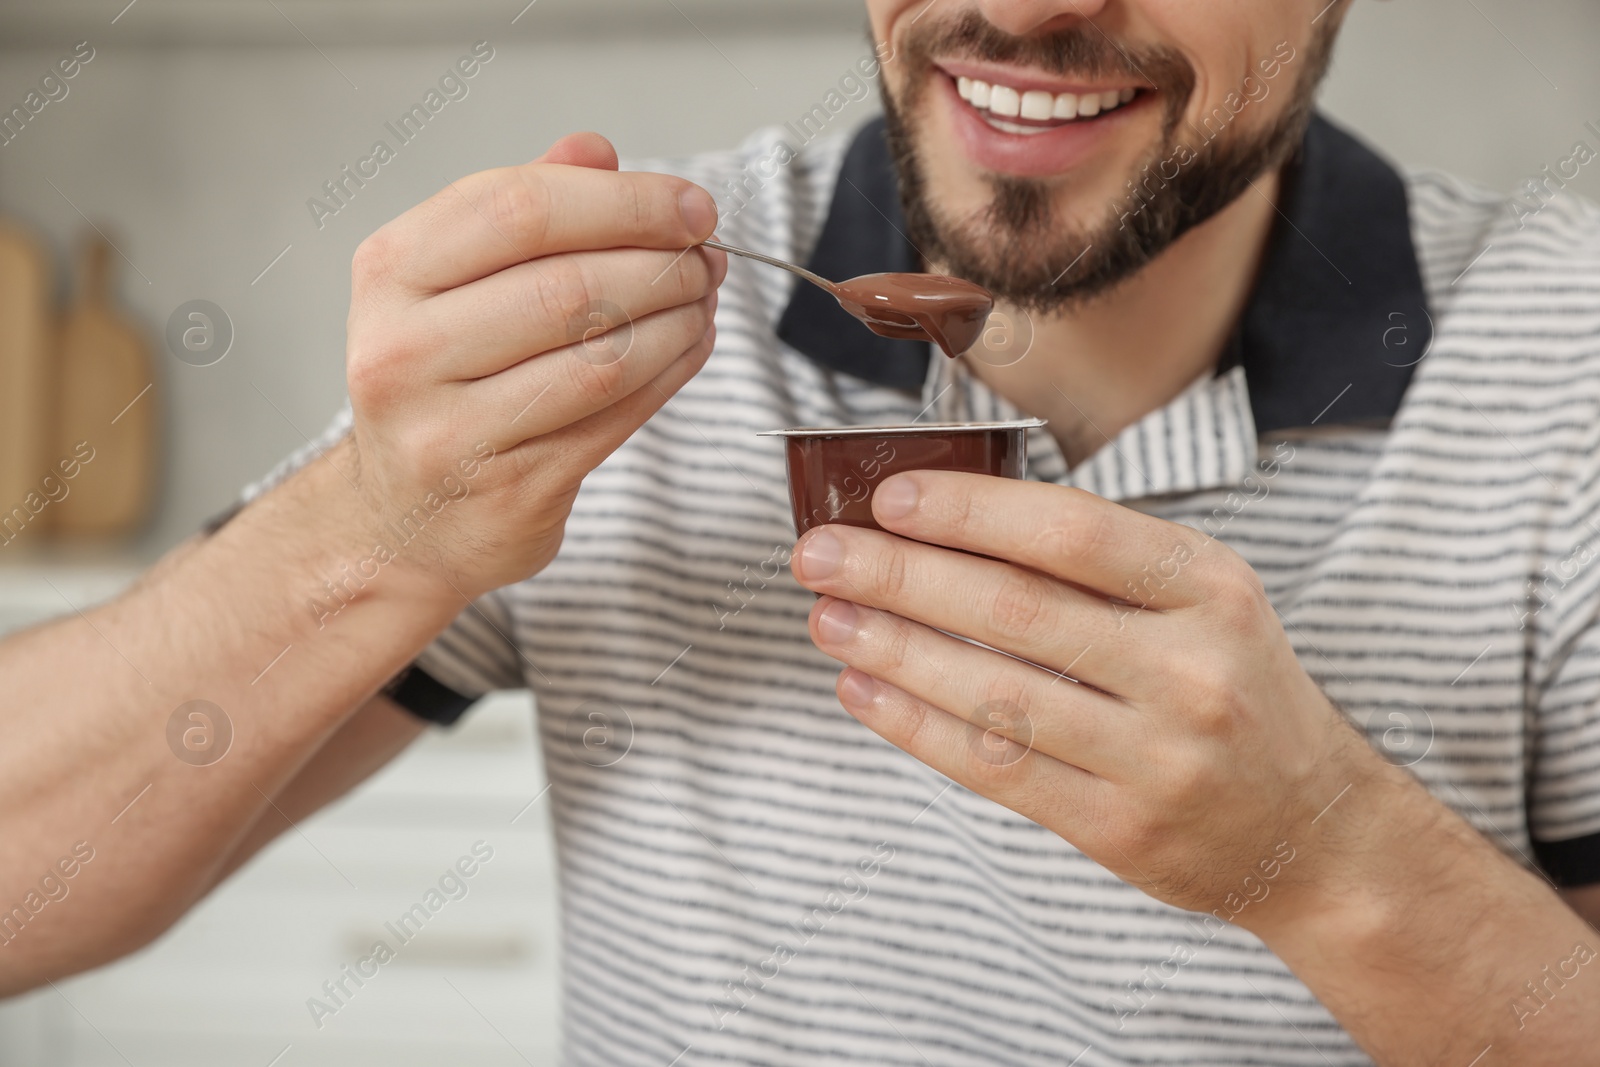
[829, 272, 994, 359]
[701, 238, 994, 359]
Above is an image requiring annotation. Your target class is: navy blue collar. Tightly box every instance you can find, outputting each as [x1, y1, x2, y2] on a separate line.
[774, 113, 1430, 433]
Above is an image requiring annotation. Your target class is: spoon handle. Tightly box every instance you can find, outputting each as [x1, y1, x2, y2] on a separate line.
[701, 239, 838, 295]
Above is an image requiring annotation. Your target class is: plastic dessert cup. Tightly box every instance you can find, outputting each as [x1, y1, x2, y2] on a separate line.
[760, 419, 1044, 535]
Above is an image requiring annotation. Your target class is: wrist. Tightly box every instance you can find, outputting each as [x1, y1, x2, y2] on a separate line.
[1234, 724, 1600, 1064]
[225, 436, 469, 637]
[1245, 724, 1512, 969]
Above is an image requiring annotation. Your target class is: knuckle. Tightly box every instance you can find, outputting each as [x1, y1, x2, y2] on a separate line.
[887, 693, 935, 755]
[491, 171, 552, 251]
[1209, 557, 1270, 624]
[563, 346, 629, 406]
[1033, 492, 1113, 565]
[984, 676, 1036, 725]
[868, 544, 911, 602]
[988, 572, 1051, 641]
[528, 266, 599, 334]
[962, 734, 1034, 790]
[1185, 652, 1233, 698]
[351, 229, 402, 290]
[345, 331, 409, 411]
[870, 614, 914, 675]
[625, 178, 651, 234]
[943, 484, 978, 536]
[345, 356, 386, 411]
[502, 439, 554, 488]
[1173, 525, 1208, 564]
[1075, 504, 1121, 562]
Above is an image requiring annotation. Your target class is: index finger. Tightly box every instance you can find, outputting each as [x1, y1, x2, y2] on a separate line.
[868, 471, 1215, 608]
[371, 162, 719, 293]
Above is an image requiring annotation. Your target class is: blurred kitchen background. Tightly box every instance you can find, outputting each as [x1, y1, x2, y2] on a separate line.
[0, 0, 1596, 1064]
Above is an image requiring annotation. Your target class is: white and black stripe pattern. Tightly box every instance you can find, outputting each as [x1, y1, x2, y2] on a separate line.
[245, 124, 1600, 1065]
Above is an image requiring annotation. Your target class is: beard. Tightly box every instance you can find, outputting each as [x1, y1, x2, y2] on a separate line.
[880, 12, 1339, 314]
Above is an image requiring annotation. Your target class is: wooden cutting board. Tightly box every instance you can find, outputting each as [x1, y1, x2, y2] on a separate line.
[0, 222, 52, 547]
[52, 236, 157, 538]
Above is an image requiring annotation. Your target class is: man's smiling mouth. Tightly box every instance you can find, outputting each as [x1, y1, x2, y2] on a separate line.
[947, 71, 1145, 136]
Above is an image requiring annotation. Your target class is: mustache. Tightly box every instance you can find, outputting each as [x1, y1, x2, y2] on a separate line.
[898, 11, 1196, 131]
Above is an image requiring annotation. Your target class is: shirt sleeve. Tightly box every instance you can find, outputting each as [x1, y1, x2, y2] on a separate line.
[1529, 480, 1600, 886]
[212, 400, 529, 726]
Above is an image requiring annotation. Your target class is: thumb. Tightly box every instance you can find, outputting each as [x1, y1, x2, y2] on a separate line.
[534, 131, 619, 171]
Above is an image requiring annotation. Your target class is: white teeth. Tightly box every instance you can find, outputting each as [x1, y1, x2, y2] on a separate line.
[1019, 90, 1055, 121]
[953, 73, 1138, 127]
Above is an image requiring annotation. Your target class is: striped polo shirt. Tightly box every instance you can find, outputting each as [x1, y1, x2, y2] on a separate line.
[245, 114, 1600, 1065]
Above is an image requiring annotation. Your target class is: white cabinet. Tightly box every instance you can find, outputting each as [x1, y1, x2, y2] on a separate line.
[0, 562, 562, 1066]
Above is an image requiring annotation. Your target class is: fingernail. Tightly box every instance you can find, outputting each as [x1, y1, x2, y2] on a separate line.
[680, 186, 718, 239]
[874, 475, 919, 521]
[798, 528, 842, 580]
[817, 599, 859, 644]
[838, 669, 877, 710]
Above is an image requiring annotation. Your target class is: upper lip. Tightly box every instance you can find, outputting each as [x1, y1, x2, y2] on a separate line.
[933, 58, 1148, 97]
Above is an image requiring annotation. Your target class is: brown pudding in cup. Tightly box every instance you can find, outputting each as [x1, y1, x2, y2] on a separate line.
[760, 419, 1044, 535]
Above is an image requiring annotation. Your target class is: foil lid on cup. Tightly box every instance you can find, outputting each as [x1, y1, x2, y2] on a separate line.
[758, 418, 1046, 438]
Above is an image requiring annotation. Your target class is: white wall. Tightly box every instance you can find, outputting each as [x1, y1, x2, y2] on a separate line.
[0, 0, 1596, 557]
[1321, 0, 1600, 202]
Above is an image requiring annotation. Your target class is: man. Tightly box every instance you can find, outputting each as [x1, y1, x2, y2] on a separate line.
[2, 0, 1598, 1063]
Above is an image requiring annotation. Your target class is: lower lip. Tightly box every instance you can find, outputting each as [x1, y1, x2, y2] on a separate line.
[763, 421, 1040, 535]
[940, 74, 1151, 178]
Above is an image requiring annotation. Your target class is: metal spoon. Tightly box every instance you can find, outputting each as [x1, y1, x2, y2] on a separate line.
[702, 239, 840, 295]
[699, 238, 993, 359]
